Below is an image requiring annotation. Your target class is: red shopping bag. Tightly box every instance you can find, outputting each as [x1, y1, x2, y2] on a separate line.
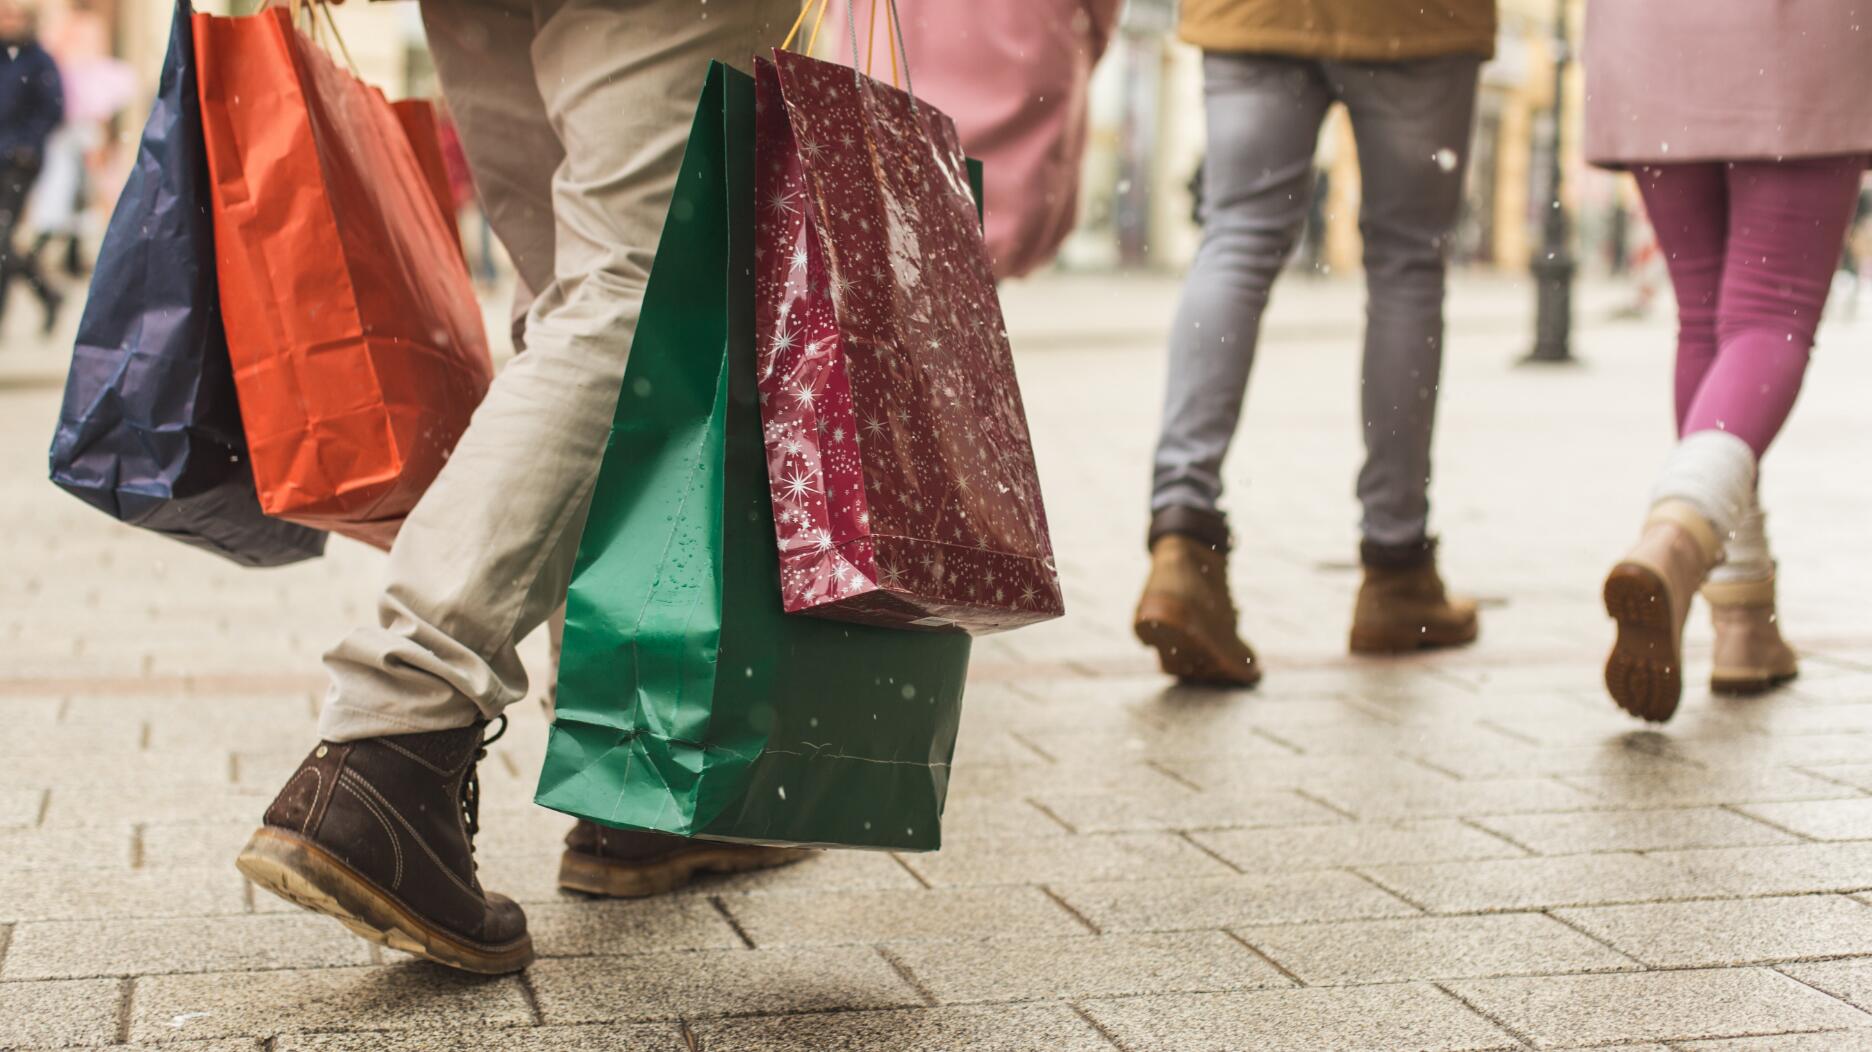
[391, 98, 466, 263]
[193, 9, 492, 548]
[754, 45, 1064, 633]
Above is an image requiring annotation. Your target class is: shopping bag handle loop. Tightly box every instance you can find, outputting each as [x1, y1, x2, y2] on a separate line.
[270, 0, 361, 78]
[780, 0, 915, 105]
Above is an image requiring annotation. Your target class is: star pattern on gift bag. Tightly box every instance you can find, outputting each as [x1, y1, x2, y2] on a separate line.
[752, 52, 1064, 633]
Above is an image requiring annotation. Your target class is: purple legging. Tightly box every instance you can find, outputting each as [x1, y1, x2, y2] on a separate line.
[1637, 156, 1865, 457]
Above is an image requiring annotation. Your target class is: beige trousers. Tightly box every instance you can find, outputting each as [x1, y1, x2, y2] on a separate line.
[319, 0, 787, 741]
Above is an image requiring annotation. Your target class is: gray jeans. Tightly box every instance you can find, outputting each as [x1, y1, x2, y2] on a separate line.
[1151, 53, 1481, 547]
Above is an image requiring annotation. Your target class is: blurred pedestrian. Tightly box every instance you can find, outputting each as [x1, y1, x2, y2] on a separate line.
[237, 0, 802, 976]
[822, 0, 1120, 279]
[0, 0, 65, 335]
[1588, 3, 1872, 722]
[1134, 0, 1492, 685]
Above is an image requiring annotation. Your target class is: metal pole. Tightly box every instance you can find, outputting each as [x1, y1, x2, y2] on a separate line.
[1525, 0, 1577, 364]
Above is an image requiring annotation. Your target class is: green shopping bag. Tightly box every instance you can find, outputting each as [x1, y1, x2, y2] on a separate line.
[534, 63, 971, 852]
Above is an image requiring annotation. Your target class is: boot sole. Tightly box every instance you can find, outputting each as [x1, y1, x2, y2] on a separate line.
[1711, 667, 1799, 697]
[1604, 561, 1683, 723]
[558, 843, 808, 898]
[236, 827, 534, 975]
[1133, 603, 1261, 688]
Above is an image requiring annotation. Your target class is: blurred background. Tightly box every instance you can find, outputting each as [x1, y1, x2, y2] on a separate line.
[23, 0, 1659, 299]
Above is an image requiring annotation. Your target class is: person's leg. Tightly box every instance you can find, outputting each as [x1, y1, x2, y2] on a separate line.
[1330, 56, 1481, 653]
[1149, 53, 1332, 527]
[1633, 163, 1728, 432]
[320, 0, 786, 741]
[1680, 156, 1865, 456]
[1136, 53, 1330, 686]
[1332, 56, 1478, 549]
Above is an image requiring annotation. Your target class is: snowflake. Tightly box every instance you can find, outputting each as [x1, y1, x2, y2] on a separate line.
[770, 326, 800, 355]
[861, 414, 885, 440]
[766, 187, 800, 217]
[790, 246, 809, 272]
[792, 384, 816, 408]
[1020, 585, 1039, 607]
[830, 426, 846, 443]
[811, 529, 835, 552]
[777, 466, 819, 502]
[829, 273, 855, 302]
[881, 561, 903, 588]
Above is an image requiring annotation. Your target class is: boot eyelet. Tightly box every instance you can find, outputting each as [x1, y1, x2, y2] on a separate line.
[315, 745, 328, 759]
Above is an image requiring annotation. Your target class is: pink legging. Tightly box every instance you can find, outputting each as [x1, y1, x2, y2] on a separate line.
[1637, 156, 1865, 457]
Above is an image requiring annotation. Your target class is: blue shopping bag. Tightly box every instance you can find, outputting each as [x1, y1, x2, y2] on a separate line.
[47, 0, 324, 566]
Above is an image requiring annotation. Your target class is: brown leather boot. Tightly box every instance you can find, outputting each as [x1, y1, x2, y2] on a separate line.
[1132, 507, 1261, 687]
[559, 820, 808, 897]
[1348, 538, 1479, 655]
[1604, 499, 1723, 723]
[1705, 575, 1800, 695]
[236, 719, 533, 974]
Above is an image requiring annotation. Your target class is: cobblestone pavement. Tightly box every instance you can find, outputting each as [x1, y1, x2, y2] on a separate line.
[4, 273, 1872, 1050]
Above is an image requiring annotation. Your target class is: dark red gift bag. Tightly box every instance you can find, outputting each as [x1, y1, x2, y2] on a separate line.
[753, 28, 1064, 633]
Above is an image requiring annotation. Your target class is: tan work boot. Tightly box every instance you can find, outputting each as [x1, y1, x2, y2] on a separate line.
[1348, 539, 1479, 654]
[1603, 499, 1723, 722]
[1133, 509, 1260, 687]
[1705, 575, 1799, 695]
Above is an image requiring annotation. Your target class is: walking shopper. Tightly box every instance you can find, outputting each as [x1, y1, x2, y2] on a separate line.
[1134, 0, 1492, 685]
[1588, 3, 1872, 722]
[0, 0, 65, 335]
[236, 0, 799, 975]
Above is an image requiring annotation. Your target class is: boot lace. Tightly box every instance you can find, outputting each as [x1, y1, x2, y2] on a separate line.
[460, 715, 507, 853]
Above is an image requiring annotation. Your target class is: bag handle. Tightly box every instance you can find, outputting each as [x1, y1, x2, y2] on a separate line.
[781, 0, 914, 102]
[270, 0, 361, 77]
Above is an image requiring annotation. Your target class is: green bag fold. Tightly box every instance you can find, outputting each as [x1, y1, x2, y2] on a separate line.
[534, 63, 971, 852]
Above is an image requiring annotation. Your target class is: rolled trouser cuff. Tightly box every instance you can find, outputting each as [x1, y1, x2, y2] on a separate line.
[1149, 505, 1231, 553]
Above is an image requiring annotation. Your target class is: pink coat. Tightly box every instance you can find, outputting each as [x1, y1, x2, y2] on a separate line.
[821, 0, 1121, 277]
[1585, 1, 1872, 167]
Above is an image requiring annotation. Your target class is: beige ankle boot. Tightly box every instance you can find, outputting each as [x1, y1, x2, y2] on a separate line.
[1603, 499, 1724, 722]
[1348, 540, 1479, 654]
[1134, 534, 1261, 687]
[1704, 576, 1799, 695]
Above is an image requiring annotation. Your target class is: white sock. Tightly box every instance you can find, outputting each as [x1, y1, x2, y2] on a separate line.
[1710, 493, 1774, 583]
[1649, 430, 1757, 541]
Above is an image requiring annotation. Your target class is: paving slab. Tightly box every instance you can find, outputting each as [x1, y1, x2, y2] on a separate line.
[689, 1004, 1115, 1051]
[1739, 799, 1872, 841]
[2, 914, 374, 979]
[1080, 983, 1518, 1052]
[1560, 769, 1862, 807]
[1651, 842, 1872, 896]
[0, 978, 122, 1049]
[1678, 1034, 1872, 1052]
[1237, 913, 1638, 985]
[720, 886, 1086, 948]
[1052, 873, 1420, 933]
[1193, 819, 1526, 872]
[130, 966, 533, 1041]
[888, 931, 1290, 1004]
[1359, 852, 1718, 913]
[1032, 786, 1342, 834]
[1470, 807, 1800, 855]
[1555, 896, 1872, 968]
[0, 868, 247, 924]
[274, 1025, 687, 1051]
[898, 832, 1234, 887]
[527, 947, 921, 1024]
[1445, 968, 1872, 1048]
[1781, 958, 1872, 1012]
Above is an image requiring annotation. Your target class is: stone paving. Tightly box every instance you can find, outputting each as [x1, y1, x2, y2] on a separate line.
[3, 272, 1872, 1050]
